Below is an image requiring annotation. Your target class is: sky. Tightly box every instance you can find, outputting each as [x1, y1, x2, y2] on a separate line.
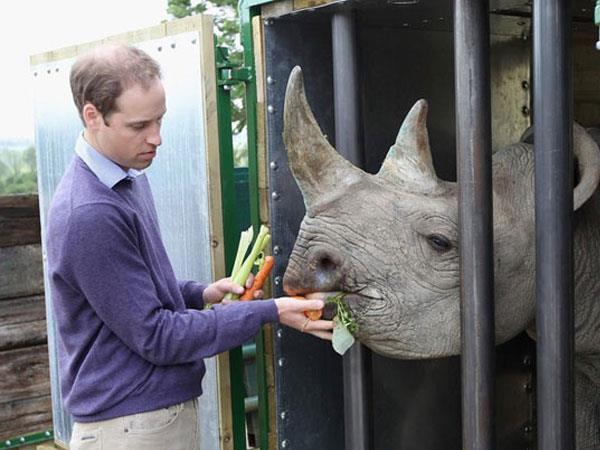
[0, 0, 170, 144]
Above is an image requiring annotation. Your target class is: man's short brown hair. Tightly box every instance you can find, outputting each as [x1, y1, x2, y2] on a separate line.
[70, 44, 161, 125]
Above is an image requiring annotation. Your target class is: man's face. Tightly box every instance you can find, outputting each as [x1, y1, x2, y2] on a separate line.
[95, 78, 166, 171]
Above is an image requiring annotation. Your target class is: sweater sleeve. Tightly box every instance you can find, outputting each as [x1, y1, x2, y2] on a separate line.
[62, 203, 279, 366]
[178, 280, 206, 310]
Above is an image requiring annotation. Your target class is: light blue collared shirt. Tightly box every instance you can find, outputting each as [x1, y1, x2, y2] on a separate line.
[75, 132, 143, 189]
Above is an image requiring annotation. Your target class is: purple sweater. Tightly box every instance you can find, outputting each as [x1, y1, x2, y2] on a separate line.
[46, 156, 279, 422]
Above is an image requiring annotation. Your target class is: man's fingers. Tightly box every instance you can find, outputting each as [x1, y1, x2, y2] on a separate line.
[245, 273, 255, 289]
[297, 299, 324, 311]
[309, 330, 333, 341]
[220, 279, 244, 295]
[310, 319, 335, 330]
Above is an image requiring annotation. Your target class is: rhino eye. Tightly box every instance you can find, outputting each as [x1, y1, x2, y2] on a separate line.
[427, 234, 452, 252]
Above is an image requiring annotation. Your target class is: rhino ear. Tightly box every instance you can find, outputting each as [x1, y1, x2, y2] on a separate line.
[377, 100, 441, 192]
[283, 66, 363, 211]
[523, 124, 600, 210]
[573, 123, 600, 210]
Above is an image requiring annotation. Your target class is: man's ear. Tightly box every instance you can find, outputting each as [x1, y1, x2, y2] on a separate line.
[82, 103, 103, 130]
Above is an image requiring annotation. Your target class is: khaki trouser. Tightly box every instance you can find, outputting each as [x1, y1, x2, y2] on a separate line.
[69, 399, 200, 450]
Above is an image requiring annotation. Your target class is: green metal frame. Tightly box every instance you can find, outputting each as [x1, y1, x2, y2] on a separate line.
[238, 3, 276, 450]
[217, 3, 274, 447]
[0, 430, 53, 449]
[216, 44, 250, 450]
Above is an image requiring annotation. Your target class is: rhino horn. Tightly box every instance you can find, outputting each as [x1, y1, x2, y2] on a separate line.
[377, 100, 441, 192]
[574, 123, 600, 210]
[283, 66, 363, 211]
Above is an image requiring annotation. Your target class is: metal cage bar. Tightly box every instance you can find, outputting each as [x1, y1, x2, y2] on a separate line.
[331, 10, 372, 450]
[533, 1, 575, 449]
[454, 1, 496, 449]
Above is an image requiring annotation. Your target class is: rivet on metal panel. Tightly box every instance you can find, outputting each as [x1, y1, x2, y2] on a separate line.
[5, 441, 11, 446]
[522, 105, 530, 116]
[274, 276, 282, 286]
[280, 411, 287, 420]
[158, 46, 163, 52]
[211, 240, 219, 248]
[517, 21, 526, 26]
[273, 245, 282, 255]
[267, 105, 275, 114]
[264, 19, 273, 26]
[403, 23, 410, 27]
[47, 69, 51, 74]
[522, 80, 529, 90]
[524, 424, 533, 434]
[523, 382, 532, 393]
[267, 76, 275, 85]
[277, 328, 284, 338]
[191, 39, 197, 44]
[171, 43, 176, 49]
[271, 191, 280, 200]
[45, 431, 51, 436]
[20, 437, 25, 442]
[278, 357, 285, 367]
[422, 19, 429, 24]
[34, 72, 38, 77]
[270, 161, 278, 170]
[281, 439, 289, 448]
[55, 68, 59, 72]
[223, 85, 231, 91]
[523, 355, 533, 367]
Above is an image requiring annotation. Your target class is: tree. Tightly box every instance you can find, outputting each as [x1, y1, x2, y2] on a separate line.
[167, 0, 248, 166]
[0, 147, 37, 195]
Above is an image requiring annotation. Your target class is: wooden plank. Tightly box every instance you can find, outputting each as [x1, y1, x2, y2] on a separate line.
[0, 194, 39, 208]
[0, 195, 41, 248]
[0, 346, 51, 404]
[0, 245, 44, 300]
[0, 395, 52, 441]
[0, 217, 41, 248]
[0, 295, 46, 325]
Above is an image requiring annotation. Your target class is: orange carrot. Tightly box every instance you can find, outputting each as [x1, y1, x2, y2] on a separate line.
[292, 295, 323, 320]
[240, 256, 275, 301]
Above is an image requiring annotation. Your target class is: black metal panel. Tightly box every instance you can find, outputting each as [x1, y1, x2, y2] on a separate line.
[263, 4, 536, 450]
[264, 18, 345, 450]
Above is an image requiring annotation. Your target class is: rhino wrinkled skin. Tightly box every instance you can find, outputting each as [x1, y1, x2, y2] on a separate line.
[282, 66, 600, 448]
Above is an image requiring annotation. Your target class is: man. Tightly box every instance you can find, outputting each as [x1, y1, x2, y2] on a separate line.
[46, 44, 333, 449]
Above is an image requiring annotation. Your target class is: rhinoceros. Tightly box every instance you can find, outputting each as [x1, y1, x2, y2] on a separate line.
[281, 66, 600, 448]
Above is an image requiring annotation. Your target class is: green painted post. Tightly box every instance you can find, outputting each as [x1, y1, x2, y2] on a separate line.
[215, 44, 248, 450]
[239, 3, 275, 449]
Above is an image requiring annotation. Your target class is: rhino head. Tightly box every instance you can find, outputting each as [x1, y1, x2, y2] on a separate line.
[282, 66, 600, 360]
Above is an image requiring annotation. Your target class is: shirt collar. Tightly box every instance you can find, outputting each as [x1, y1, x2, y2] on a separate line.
[75, 132, 143, 189]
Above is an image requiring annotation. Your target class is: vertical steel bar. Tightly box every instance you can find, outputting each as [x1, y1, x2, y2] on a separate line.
[331, 10, 370, 450]
[454, 1, 495, 449]
[533, 1, 575, 449]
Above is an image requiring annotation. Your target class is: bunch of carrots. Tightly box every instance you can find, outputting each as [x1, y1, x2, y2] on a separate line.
[226, 225, 340, 330]
[226, 225, 275, 301]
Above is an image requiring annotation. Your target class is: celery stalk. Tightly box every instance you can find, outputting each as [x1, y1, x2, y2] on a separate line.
[229, 225, 271, 300]
[224, 226, 254, 300]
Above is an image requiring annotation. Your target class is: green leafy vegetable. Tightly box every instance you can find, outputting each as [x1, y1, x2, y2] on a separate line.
[326, 293, 358, 355]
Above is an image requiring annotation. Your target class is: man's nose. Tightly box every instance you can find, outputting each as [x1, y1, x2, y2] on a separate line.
[147, 126, 162, 147]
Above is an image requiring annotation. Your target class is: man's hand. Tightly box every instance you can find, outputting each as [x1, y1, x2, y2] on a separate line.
[202, 275, 263, 304]
[274, 294, 334, 340]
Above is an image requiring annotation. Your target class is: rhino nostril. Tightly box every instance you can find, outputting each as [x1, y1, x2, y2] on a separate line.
[318, 256, 338, 272]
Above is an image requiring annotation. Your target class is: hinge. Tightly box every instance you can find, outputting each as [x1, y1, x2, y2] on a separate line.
[216, 46, 253, 86]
